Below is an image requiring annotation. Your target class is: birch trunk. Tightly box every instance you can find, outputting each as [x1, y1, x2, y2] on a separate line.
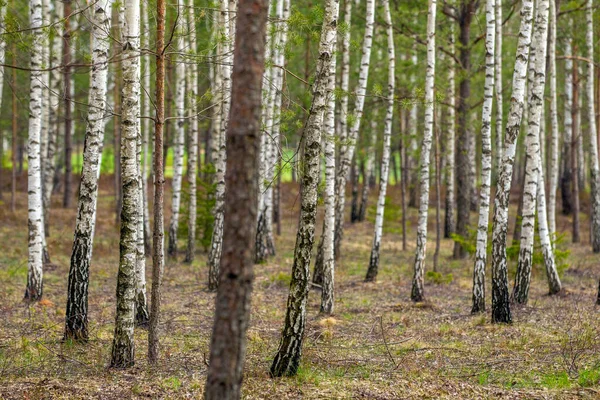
[561, 18, 573, 216]
[410, 0, 437, 303]
[513, 0, 549, 305]
[0, 2, 5, 115]
[572, 62, 581, 243]
[25, 0, 45, 302]
[338, 0, 351, 147]
[40, 0, 50, 221]
[63, 0, 73, 208]
[494, 0, 503, 179]
[167, 22, 186, 257]
[547, 0, 559, 236]
[111, 0, 140, 368]
[472, 0, 496, 314]
[208, 0, 233, 289]
[491, 0, 534, 323]
[585, 0, 600, 253]
[141, 0, 152, 253]
[64, 0, 113, 340]
[270, 0, 338, 377]
[333, 0, 373, 260]
[185, 0, 199, 263]
[444, 17, 456, 239]
[365, 0, 394, 282]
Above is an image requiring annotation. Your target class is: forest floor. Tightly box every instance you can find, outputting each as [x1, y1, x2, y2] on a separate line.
[1, 176, 600, 399]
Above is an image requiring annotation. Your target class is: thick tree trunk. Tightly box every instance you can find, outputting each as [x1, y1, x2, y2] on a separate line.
[365, 0, 394, 282]
[111, 0, 140, 368]
[270, 0, 338, 377]
[491, 0, 534, 323]
[204, 0, 267, 396]
[64, 0, 113, 340]
[334, 0, 373, 260]
[472, 0, 496, 314]
[185, 0, 199, 263]
[410, 0, 437, 303]
[148, 0, 166, 364]
[513, 0, 549, 306]
[25, 0, 45, 302]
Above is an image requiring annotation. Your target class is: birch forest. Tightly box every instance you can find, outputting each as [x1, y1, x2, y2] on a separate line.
[3, 0, 600, 398]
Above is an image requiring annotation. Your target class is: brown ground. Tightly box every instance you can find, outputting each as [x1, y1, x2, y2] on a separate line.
[0, 176, 599, 399]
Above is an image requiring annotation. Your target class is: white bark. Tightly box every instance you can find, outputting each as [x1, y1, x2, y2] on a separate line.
[513, 0, 549, 305]
[472, 0, 496, 314]
[410, 0, 436, 303]
[444, 17, 456, 238]
[491, 0, 534, 323]
[585, 0, 600, 252]
[547, 0, 559, 236]
[40, 0, 50, 194]
[561, 18, 573, 216]
[334, 0, 374, 258]
[141, 0, 152, 251]
[25, 0, 45, 301]
[0, 2, 6, 113]
[337, 0, 351, 145]
[494, 0, 503, 177]
[167, 20, 187, 257]
[111, 0, 140, 367]
[365, 0, 394, 282]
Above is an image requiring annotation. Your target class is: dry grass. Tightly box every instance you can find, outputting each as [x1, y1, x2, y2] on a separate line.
[0, 178, 600, 399]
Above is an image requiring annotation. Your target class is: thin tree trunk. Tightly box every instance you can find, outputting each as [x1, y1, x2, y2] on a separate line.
[491, 0, 534, 323]
[572, 61, 581, 243]
[410, 0, 437, 303]
[334, 0, 373, 260]
[148, 0, 166, 365]
[141, 0, 152, 254]
[185, 0, 199, 263]
[365, 0, 394, 281]
[270, 0, 339, 377]
[547, 0, 559, 236]
[561, 18, 574, 216]
[400, 116, 407, 251]
[63, 0, 72, 208]
[11, 41, 17, 213]
[111, 0, 141, 368]
[358, 117, 376, 222]
[494, 0, 503, 181]
[472, 0, 496, 314]
[444, 16, 456, 239]
[25, 0, 45, 302]
[64, 0, 113, 340]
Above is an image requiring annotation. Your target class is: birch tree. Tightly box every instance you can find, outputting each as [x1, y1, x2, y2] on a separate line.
[444, 17, 456, 239]
[167, 21, 186, 257]
[334, 0, 373, 259]
[64, 0, 113, 340]
[24, 0, 45, 302]
[513, 0, 549, 305]
[410, 0, 436, 303]
[111, 0, 140, 367]
[561, 18, 573, 216]
[270, 0, 338, 376]
[471, 0, 495, 314]
[0, 1, 5, 115]
[208, 0, 233, 290]
[185, 0, 199, 263]
[494, 0, 503, 178]
[365, 0, 394, 282]
[546, 0, 559, 236]
[584, 0, 600, 253]
[141, 0, 152, 252]
[490, 0, 534, 323]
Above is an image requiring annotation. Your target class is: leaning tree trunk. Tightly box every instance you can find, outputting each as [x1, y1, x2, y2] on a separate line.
[471, 0, 496, 314]
[490, 0, 534, 324]
[513, 0, 549, 306]
[444, 17, 456, 239]
[64, 0, 113, 340]
[270, 0, 338, 377]
[203, 0, 268, 396]
[546, 0, 559, 236]
[185, 0, 199, 263]
[410, 0, 437, 303]
[333, 0, 373, 260]
[365, 0, 394, 282]
[167, 23, 186, 258]
[111, 0, 140, 368]
[207, 0, 233, 290]
[24, 0, 45, 302]
[561, 18, 573, 216]
[585, 0, 600, 253]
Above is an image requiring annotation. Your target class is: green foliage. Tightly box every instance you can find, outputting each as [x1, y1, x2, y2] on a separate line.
[425, 271, 453, 285]
[269, 272, 291, 287]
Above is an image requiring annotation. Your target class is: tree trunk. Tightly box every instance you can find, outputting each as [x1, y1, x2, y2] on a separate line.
[11, 44, 17, 212]
[491, 0, 534, 324]
[400, 114, 407, 251]
[366, 0, 394, 282]
[204, 0, 267, 396]
[25, 0, 45, 302]
[585, 0, 600, 253]
[185, 0, 199, 263]
[494, 0, 503, 181]
[63, 0, 73, 208]
[270, 0, 338, 377]
[513, 0, 549, 306]
[547, 0, 559, 236]
[572, 61, 581, 243]
[410, 0, 437, 303]
[111, 0, 141, 368]
[472, 0, 496, 314]
[561, 18, 573, 216]
[141, 0, 152, 254]
[64, 0, 113, 340]
[444, 16, 456, 239]
[358, 118, 376, 222]
[148, 0, 166, 365]
[334, 0, 373, 260]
